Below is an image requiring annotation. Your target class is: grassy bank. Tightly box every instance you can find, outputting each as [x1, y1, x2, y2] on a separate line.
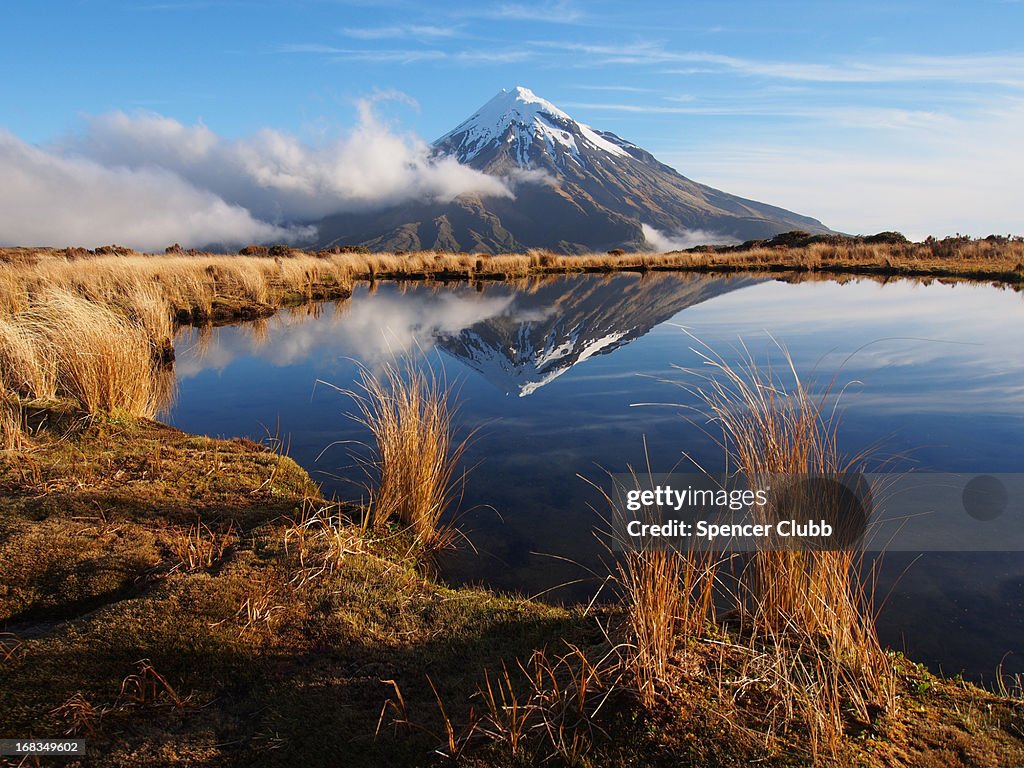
[2, 233, 1023, 318]
[1, 404, 1022, 766]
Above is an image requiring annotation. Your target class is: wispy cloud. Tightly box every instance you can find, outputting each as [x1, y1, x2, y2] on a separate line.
[563, 100, 955, 129]
[561, 101, 706, 114]
[533, 41, 1024, 87]
[458, 0, 583, 24]
[665, 52, 1024, 87]
[573, 84, 655, 93]
[136, 1, 246, 9]
[340, 24, 461, 40]
[278, 42, 533, 65]
[277, 43, 345, 54]
[278, 44, 446, 64]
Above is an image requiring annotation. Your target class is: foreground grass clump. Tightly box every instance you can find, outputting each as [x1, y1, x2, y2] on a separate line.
[670, 344, 895, 756]
[345, 362, 470, 548]
[0, 290, 169, 419]
[575, 346, 899, 761]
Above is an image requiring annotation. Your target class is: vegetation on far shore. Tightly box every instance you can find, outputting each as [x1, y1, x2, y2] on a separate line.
[2, 233, 1024, 765]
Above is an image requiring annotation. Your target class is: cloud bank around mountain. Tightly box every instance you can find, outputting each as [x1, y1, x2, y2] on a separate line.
[641, 224, 737, 252]
[0, 100, 513, 251]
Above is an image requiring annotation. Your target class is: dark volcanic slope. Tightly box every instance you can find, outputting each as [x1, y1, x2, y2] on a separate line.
[317, 87, 830, 253]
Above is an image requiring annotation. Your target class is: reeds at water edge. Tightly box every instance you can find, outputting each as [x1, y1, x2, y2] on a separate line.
[344, 361, 471, 549]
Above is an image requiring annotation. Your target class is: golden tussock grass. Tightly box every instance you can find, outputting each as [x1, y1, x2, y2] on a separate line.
[0, 290, 167, 417]
[615, 547, 685, 706]
[593, 457, 717, 707]
[31, 291, 165, 416]
[678, 341, 895, 756]
[343, 361, 471, 548]
[579, 340, 900, 759]
[0, 250, 356, 321]
[0, 398, 24, 451]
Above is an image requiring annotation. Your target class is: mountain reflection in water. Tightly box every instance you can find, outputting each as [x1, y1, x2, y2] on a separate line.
[176, 273, 754, 396]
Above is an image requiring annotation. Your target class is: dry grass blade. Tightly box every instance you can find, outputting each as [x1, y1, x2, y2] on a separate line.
[235, 584, 285, 636]
[376, 679, 411, 738]
[117, 658, 192, 709]
[167, 520, 236, 572]
[427, 675, 469, 762]
[284, 499, 363, 586]
[0, 632, 24, 664]
[477, 662, 533, 755]
[50, 692, 106, 736]
[996, 655, 1024, 702]
[1, 398, 25, 451]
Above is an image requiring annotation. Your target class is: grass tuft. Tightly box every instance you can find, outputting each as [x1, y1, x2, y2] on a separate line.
[344, 361, 470, 549]
[1, 290, 171, 417]
[679, 340, 896, 756]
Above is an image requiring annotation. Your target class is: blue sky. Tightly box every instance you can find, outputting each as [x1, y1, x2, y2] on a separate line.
[2, 0, 1023, 243]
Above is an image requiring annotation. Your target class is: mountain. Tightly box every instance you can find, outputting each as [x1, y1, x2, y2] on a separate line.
[434, 272, 756, 396]
[316, 86, 831, 254]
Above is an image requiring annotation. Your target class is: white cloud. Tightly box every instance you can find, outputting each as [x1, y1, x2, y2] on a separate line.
[0, 99, 514, 250]
[0, 130, 303, 251]
[641, 224, 737, 251]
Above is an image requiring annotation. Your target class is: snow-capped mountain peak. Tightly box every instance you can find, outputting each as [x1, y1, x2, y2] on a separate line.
[435, 85, 632, 168]
[319, 87, 832, 253]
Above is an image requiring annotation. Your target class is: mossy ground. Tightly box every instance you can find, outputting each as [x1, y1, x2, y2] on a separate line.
[1, 407, 1022, 766]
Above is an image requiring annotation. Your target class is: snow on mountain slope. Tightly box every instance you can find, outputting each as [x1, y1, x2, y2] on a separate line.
[436, 86, 631, 168]
[434, 273, 757, 397]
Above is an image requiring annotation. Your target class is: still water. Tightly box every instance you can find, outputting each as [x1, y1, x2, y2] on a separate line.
[167, 273, 1024, 681]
